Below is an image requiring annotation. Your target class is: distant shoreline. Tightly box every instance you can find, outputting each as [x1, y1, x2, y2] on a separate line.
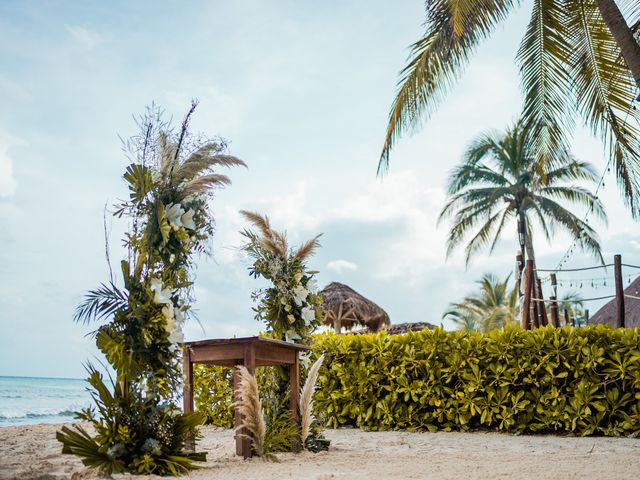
[0, 375, 84, 381]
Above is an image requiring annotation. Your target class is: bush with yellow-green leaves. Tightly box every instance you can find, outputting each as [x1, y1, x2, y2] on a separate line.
[194, 325, 640, 436]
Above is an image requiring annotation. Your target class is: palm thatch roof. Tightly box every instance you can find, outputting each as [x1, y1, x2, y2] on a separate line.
[320, 282, 391, 332]
[385, 322, 437, 335]
[590, 276, 640, 328]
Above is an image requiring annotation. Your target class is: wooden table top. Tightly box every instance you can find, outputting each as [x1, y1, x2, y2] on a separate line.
[184, 335, 311, 351]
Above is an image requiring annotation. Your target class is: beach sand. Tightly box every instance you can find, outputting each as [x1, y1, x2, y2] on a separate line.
[0, 423, 639, 479]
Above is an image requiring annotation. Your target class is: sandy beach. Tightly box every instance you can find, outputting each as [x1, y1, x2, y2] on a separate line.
[1, 423, 639, 480]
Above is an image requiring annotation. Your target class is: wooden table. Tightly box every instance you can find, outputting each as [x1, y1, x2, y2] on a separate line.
[182, 336, 310, 458]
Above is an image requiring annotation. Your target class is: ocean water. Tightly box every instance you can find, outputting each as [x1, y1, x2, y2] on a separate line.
[0, 376, 91, 426]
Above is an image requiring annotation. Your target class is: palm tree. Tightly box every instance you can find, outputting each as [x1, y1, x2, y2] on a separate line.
[438, 122, 607, 266]
[443, 273, 519, 332]
[379, 0, 640, 217]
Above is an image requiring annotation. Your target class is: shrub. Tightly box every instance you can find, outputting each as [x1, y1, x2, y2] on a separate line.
[193, 325, 640, 436]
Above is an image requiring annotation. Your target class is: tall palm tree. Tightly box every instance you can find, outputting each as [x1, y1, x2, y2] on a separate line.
[438, 122, 607, 266]
[443, 273, 519, 332]
[379, 0, 640, 217]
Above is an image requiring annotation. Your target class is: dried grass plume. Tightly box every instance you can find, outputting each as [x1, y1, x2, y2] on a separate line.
[299, 354, 325, 447]
[233, 366, 266, 458]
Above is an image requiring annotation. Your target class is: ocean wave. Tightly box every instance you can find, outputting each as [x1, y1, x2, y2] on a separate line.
[0, 406, 85, 420]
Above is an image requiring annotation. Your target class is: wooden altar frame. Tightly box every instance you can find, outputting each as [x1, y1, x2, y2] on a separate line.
[182, 336, 310, 458]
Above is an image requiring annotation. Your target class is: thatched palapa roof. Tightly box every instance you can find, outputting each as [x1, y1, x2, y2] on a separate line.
[590, 276, 640, 328]
[321, 282, 391, 332]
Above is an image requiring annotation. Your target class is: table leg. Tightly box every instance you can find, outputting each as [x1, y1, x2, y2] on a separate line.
[182, 348, 195, 450]
[290, 355, 301, 452]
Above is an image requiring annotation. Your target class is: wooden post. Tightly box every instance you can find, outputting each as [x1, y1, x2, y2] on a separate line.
[564, 309, 571, 327]
[516, 253, 524, 293]
[536, 278, 549, 326]
[521, 260, 534, 330]
[614, 254, 625, 328]
[182, 347, 195, 450]
[550, 273, 558, 298]
[549, 296, 560, 328]
[585, 309, 590, 326]
[289, 355, 301, 452]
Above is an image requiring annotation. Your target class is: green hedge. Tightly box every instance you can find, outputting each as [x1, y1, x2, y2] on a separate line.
[193, 325, 640, 436]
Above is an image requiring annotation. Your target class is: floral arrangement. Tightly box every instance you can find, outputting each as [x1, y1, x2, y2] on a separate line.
[239, 211, 329, 453]
[57, 103, 245, 475]
[240, 210, 324, 352]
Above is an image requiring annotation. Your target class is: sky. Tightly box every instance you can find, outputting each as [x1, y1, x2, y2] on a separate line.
[1, 1, 639, 378]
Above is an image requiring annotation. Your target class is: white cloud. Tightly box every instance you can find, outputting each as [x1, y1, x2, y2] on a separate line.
[66, 25, 104, 50]
[327, 259, 358, 273]
[0, 140, 17, 197]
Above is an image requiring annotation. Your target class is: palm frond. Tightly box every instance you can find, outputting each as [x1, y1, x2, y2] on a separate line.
[567, 0, 640, 216]
[378, 0, 518, 172]
[517, 0, 575, 166]
[74, 282, 128, 325]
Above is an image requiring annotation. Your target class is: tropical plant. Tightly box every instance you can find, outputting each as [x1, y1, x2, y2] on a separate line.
[379, 0, 640, 217]
[443, 274, 519, 332]
[57, 103, 245, 475]
[438, 121, 607, 266]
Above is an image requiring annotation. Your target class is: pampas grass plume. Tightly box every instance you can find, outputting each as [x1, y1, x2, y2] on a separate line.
[234, 366, 266, 458]
[299, 354, 325, 447]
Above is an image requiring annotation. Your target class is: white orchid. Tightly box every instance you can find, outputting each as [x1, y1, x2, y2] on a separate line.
[181, 208, 196, 230]
[165, 203, 185, 228]
[284, 328, 302, 343]
[299, 351, 312, 369]
[293, 285, 309, 306]
[149, 278, 172, 304]
[306, 279, 318, 294]
[162, 304, 175, 333]
[301, 306, 315, 325]
[168, 327, 184, 344]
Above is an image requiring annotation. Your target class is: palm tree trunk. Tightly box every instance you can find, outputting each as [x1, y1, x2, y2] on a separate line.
[519, 210, 542, 328]
[596, 0, 640, 93]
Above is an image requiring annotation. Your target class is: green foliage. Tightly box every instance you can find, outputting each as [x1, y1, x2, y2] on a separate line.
[312, 325, 640, 436]
[443, 273, 518, 332]
[193, 365, 234, 428]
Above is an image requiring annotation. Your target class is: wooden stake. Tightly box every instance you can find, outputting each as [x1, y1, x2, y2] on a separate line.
[585, 309, 590, 326]
[564, 309, 571, 327]
[614, 254, 625, 328]
[536, 278, 549, 326]
[549, 296, 560, 328]
[521, 260, 534, 330]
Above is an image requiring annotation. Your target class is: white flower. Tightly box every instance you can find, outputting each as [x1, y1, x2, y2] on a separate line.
[175, 308, 186, 328]
[162, 305, 175, 334]
[181, 208, 196, 230]
[294, 272, 303, 283]
[284, 329, 301, 343]
[149, 278, 172, 304]
[165, 203, 185, 227]
[299, 351, 311, 369]
[169, 327, 184, 344]
[150, 169, 162, 184]
[293, 285, 309, 306]
[306, 278, 318, 294]
[301, 306, 315, 325]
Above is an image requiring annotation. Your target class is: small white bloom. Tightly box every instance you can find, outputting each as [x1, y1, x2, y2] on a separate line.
[150, 169, 162, 183]
[294, 272, 303, 283]
[149, 278, 172, 304]
[306, 278, 318, 294]
[299, 351, 312, 369]
[169, 254, 176, 263]
[162, 305, 175, 333]
[284, 329, 301, 343]
[169, 327, 184, 344]
[293, 285, 309, 306]
[181, 208, 196, 230]
[301, 306, 315, 325]
[142, 438, 162, 456]
[175, 308, 186, 328]
[165, 203, 185, 227]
